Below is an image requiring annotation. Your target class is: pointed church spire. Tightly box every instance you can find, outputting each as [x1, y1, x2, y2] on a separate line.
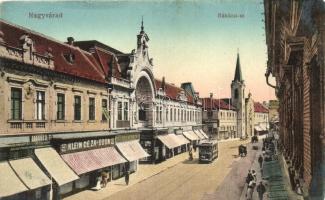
[234, 52, 243, 82]
[141, 16, 144, 33]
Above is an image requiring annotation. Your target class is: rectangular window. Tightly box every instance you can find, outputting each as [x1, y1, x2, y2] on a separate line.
[117, 101, 122, 120]
[74, 96, 81, 120]
[36, 91, 45, 120]
[170, 108, 172, 121]
[11, 88, 22, 120]
[174, 108, 176, 122]
[57, 93, 65, 120]
[166, 107, 169, 122]
[102, 99, 108, 121]
[156, 106, 159, 122]
[159, 106, 162, 122]
[124, 102, 128, 121]
[89, 97, 95, 120]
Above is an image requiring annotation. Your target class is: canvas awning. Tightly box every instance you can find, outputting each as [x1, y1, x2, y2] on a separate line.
[157, 134, 181, 149]
[0, 161, 28, 198]
[9, 158, 51, 190]
[35, 147, 79, 185]
[183, 131, 200, 141]
[254, 126, 262, 131]
[193, 130, 206, 139]
[198, 129, 209, 139]
[61, 146, 127, 175]
[176, 134, 190, 145]
[116, 140, 150, 162]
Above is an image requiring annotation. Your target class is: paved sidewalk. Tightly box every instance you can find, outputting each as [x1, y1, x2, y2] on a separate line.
[239, 141, 264, 200]
[64, 151, 192, 200]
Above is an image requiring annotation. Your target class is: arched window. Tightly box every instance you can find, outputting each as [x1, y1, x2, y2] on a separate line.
[234, 89, 239, 99]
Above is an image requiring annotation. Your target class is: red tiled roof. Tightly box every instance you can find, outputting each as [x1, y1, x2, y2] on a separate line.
[201, 98, 236, 110]
[0, 20, 106, 83]
[254, 102, 269, 113]
[155, 79, 195, 104]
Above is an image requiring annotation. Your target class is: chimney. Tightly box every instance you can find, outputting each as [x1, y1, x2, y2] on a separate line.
[67, 37, 74, 45]
[161, 76, 166, 91]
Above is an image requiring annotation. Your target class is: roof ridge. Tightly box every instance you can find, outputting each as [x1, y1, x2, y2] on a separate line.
[0, 19, 94, 56]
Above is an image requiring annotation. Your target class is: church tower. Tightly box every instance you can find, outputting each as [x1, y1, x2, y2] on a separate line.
[231, 52, 246, 138]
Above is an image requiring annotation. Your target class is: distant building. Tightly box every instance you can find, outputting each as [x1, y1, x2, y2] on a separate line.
[268, 100, 279, 123]
[254, 102, 269, 135]
[202, 95, 237, 140]
[245, 92, 255, 137]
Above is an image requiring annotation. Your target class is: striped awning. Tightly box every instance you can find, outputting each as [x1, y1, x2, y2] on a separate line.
[193, 130, 206, 139]
[157, 134, 181, 149]
[61, 146, 127, 175]
[9, 158, 51, 190]
[35, 147, 79, 186]
[183, 131, 200, 141]
[198, 129, 209, 139]
[0, 161, 28, 198]
[116, 140, 150, 162]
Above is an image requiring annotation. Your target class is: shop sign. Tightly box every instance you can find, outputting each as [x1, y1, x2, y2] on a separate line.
[60, 138, 112, 153]
[115, 133, 139, 143]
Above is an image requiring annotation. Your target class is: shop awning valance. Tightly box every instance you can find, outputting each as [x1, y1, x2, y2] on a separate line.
[0, 161, 28, 198]
[35, 147, 79, 185]
[9, 158, 51, 190]
[116, 140, 150, 162]
[61, 146, 127, 175]
[183, 131, 200, 141]
[157, 134, 181, 149]
[198, 129, 209, 139]
[193, 130, 206, 139]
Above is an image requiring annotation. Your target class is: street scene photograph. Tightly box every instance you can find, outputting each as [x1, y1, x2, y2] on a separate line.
[0, 0, 324, 200]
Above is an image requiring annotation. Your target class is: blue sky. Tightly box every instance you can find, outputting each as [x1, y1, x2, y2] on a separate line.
[0, 0, 276, 102]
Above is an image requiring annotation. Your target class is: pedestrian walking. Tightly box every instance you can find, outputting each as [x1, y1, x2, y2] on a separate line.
[256, 181, 266, 200]
[246, 180, 255, 200]
[125, 170, 130, 185]
[246, 170, 254, 184]
[252, 170, 257, 181]
[189, 148, 193, 160]
[258, 155, 264, 169]
[101, 171, 108, 188]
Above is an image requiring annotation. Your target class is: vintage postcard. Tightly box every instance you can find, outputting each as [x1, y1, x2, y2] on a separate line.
[0, 0, 324, 200]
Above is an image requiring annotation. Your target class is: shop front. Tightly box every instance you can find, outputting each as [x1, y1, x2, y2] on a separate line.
[60, 146, 127, 193]
[115, 139, 150, 173]
[0, 158, 51, 200]
[182, 130, 200, 147]
[34, 147, 79, 200]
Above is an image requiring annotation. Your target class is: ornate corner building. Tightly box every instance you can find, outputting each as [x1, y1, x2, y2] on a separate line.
[264, 0, 325, 198]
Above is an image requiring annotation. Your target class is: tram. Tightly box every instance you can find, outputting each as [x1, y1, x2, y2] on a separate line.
[197, 139, 218, 163]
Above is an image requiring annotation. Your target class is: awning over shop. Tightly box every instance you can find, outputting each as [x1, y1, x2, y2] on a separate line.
[157, 134, 181, 149]
[176, 134, 190, 145]
[116, 140, 150, 162]
[0, 161, 28, 198]
[61, 146, 127, 175]
[183, 131, 200, 141]
[9, 158, 51, 190]
[35, 147, 79, 185]
[254, 126, 262, 131]
[198, 129, 209, 139]
[193, 130, 206, 140]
